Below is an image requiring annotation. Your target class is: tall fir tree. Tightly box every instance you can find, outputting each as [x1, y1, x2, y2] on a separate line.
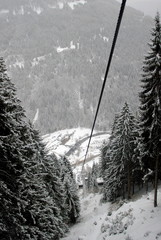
[102, 103, 138, 201]
[60, 156, 80, 224]
[101, 114, 119, 178]
[18, 125, 66, 239]
[139, 12, 161, 207]
[87, 163, 100, 193]
[0, 57, 27, 239]
[0, 57, 69, 239]
[43, 153, 69, 231]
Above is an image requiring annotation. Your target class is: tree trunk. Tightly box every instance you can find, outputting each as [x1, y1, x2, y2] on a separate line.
[127, 164, 131, 199]
[132, 180, 135, 195]
[82, 171, 86, 198]
[146, 180, 148, 193]
[154, 154, 159, 207]
[122, 184, 125, 199]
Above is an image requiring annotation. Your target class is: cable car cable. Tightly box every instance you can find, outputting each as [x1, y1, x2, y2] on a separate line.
[81, 0, 127, 172]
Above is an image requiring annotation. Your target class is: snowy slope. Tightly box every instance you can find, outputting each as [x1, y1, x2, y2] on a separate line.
[62, 187, 161, 240]
[42, 127, 110, 170]
[42, 128, 110, 184]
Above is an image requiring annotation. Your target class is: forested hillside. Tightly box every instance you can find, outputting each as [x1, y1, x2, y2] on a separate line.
[0, 0, 153, 134]
[0, 57, 80, 239]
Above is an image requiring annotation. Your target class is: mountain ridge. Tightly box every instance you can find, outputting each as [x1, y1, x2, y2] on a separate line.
[0, 0, 153, 133]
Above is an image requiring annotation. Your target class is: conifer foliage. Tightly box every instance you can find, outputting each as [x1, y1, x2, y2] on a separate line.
[86, 163, 100, 193]
[0, 57, 26, 239]
[60, 156, 80, 224]
[0, 58, 79, 239]
[139, 12, 161, 207]
[101, 103, 139, 201]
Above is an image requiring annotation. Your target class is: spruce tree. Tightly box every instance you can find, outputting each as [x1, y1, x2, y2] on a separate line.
[61, 156, 80, 224]
[43, 153, 69, 231]
[0, 57, 67, 239]
[102, 130, 125, 201]
[116, 103, 137, 199]
[102, 103, 137, 200]
[132, 117, 144, 193]
[100, 142, 109, 178]
[101, 114, 119, 178]
[139, 13, 161, 207]
[18, 125, 66, 239]
[0, 57, 27, 239]
[87, 163, 99, 193]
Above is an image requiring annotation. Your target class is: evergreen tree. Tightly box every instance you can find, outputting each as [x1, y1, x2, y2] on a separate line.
[102, 103, 137, 201]
[132, 117, 144, 193]
[87, 163, 100, 193]
[101, 114, 119, 178]
[0, 57, 27, 239]
[61, 156, 80, 224]
[43, 153, 69, 231]
[102, 131, 125, 201]
[116, 103, 137, 199]
[139, 13, 161, 207]
[100, 142, 109, 178]
[18, 125, 66, 239]
[87, 172, 93, 192]
[0, 57, 68, 239]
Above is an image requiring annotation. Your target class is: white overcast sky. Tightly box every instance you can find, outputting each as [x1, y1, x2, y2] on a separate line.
[116, 0, 161, 17]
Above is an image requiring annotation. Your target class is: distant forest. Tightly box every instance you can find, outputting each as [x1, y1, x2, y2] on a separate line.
[0, 0, 153, 134]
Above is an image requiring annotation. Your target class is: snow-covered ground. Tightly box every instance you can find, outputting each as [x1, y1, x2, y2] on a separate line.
[42, 128, 110, 184]
[42, 127, 110, 173]
[62, 187, 161, 240]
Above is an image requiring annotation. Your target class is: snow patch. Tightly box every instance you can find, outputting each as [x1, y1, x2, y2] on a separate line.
[32, 6, 43, 15]
[0, 9, 9, 15]
[13, 59, 24, 69]
[70, 41, 76, 50]
[103, 36, 109, 42]
[12, 6, 24, 15]
[101, 76, 104, 82]
[58, 2, 64, 9]
[68, 0, 87, 10]
[99, 33, 109, 43]
[56, 41, 78, 53]
[56, 46, 69, 53]
[33, 109, 39, 125]
[90, 104, 94, 114]
[76, 90, 84, 109]
[32, 55, 46, 67]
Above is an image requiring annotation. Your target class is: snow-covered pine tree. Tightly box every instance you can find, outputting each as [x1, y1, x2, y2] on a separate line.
[0, 57, 27, 239]
[116, 103, 137, 199]
[18, 125, 66, 239]
[139, 12, 161, 207]
[102, 103, 137, 201]
[43, 153, 69, 231]
[61, 156, 80, 224]
[132, 117, 144, 193]
[100, 142, 109, 178]
[87, 163, 100, 193]
[91, 163, 99, 192]
[0, 57, 68, 239]
[102, 132, 124, 201]
[101, 114, 122, 201]
[87, 172, 93, 192]
[100, 114, 119, 178]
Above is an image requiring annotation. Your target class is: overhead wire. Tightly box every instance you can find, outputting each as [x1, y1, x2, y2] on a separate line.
[81, 0, 127, 172]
